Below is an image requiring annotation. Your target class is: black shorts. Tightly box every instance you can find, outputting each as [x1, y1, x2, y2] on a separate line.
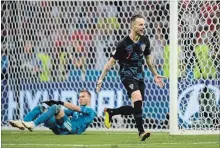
[122, 78, 145, 99]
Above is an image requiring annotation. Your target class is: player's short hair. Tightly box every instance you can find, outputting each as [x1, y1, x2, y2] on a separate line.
[80, 89, 91, 97]
[130, 14, 144, 25]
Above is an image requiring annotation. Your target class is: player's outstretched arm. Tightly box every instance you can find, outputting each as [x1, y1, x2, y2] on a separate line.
[64, 102, 93, 115]
[145, 55, 166, 88]
[42, 100, 89, 114]
[42, 100, 81, 112]
[146, 55, 158, 76]
[96, 57, 116, 93]
[63, 102, 81, 112]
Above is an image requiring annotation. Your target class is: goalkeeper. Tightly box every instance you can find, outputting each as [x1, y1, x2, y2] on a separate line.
[9, 90, 96, 135]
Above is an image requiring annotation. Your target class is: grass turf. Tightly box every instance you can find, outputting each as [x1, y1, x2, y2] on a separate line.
[1, 130, 219, 148]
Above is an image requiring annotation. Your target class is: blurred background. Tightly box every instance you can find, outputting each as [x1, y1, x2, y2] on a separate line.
[1, 1, 219, 82]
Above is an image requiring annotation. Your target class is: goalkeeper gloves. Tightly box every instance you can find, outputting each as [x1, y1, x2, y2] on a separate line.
[42, 100, 64, 106]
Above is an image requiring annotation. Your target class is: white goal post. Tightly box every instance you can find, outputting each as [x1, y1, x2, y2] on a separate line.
[1, 0, 219, 135]
[169, 0, 179, 135]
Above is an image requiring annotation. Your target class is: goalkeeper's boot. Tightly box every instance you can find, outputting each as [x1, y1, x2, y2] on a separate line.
[139, 131, 151, 141]
[104, 108, 113, 129]
[21, 121, 34, 132]
[9, 120, 25, 130]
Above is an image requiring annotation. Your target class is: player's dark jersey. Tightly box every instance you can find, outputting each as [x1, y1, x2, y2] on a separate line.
[111, 35, 151, 81]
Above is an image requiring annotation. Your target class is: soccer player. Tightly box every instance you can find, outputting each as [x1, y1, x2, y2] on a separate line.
[96, 14, 165, 141]
[9, 90, 96, 135]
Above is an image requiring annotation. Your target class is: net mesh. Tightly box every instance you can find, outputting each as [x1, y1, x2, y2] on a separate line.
[177, 1, 220, 131]
[1, 0, 219, 132]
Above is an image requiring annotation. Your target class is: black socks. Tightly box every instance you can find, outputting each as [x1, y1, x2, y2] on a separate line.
[134, 100, 144, 135]
[107, 106, 134, 116]
[106, 100, 144, 135]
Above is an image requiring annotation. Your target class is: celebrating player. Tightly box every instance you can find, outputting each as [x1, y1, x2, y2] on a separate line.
[96, 14, 165, 141]
[9, 90, 96, 135]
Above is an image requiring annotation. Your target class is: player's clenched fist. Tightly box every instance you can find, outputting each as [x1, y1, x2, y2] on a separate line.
[96, 80, 103, 93]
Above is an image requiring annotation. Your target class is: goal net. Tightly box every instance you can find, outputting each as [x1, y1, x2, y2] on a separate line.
[1, 0, 219, 134]
[174, 0, 219, 134]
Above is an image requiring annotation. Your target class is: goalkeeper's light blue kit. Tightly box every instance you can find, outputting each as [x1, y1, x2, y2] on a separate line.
[57, 106, 96, 135]
[25, 104, 96, 135]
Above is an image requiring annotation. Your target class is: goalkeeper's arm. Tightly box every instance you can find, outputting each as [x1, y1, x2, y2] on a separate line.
[42, 100, 82, 112]
[63, 102, 81, 112]
[64, 102, 92, 115]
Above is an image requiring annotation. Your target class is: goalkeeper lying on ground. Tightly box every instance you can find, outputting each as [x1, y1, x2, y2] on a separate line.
[9, 89, 96, 135]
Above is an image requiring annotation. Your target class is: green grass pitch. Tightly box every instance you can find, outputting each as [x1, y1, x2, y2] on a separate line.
[1, 130, 219, 148]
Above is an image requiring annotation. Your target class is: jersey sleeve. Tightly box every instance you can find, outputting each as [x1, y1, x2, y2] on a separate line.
[111, 41, 125, 60]
[143, 36, 151, 56]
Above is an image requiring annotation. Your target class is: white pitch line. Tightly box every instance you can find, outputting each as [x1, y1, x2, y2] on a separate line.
[2, 141, 218, 147]
[4, 131, 138, 135]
